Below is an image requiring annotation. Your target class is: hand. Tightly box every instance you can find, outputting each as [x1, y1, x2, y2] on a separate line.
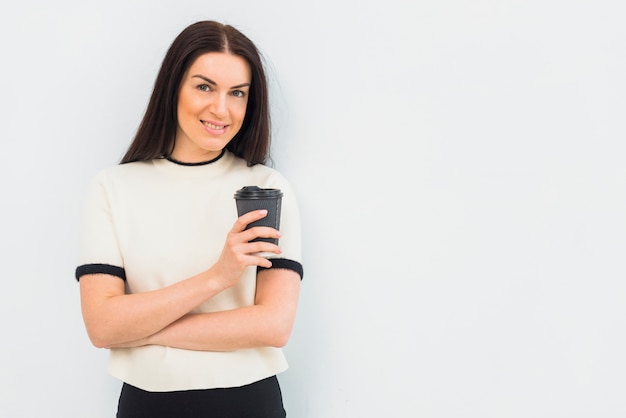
[211, 210, 282, 290]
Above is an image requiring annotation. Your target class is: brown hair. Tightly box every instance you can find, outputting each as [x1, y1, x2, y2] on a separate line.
[120, 21, 271, 166]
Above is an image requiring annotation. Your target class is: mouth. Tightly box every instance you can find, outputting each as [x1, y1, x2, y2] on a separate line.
[201, 120, 228, 130]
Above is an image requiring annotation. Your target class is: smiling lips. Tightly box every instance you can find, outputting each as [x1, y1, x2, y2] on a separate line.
[201, 120, 228, 133]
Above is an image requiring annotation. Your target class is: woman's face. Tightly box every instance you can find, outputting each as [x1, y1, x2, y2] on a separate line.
[173, 52, 251, 162]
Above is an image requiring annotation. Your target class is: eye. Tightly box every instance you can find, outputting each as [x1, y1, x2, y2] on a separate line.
[197, 84, 211, 92]
[232, 90, 246, 98]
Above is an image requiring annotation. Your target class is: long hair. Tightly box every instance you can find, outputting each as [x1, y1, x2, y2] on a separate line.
[120, 21, 271, 166]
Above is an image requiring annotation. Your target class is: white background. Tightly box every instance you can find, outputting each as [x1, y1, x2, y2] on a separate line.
[1, 1, 625, 417]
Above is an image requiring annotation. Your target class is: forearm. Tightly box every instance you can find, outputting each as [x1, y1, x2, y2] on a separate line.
[148, 306, 292, 351]
[148, 269, 300, 351]
[80, 270, 226, 348]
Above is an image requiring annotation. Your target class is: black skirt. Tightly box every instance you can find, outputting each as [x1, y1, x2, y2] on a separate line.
[116, 375, 286, 418]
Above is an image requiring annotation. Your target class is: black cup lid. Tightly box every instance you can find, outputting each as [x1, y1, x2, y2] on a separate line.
[234, 186, 283, 199]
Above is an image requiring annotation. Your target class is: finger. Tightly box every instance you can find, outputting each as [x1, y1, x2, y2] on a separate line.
[253, 255, 274, 269]
[240, 226, 281, 243]
[243, 240, 282, 256]
[233, 210, 268, 232]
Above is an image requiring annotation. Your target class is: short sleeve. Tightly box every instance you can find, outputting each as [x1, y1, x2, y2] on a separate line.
[261, 174, 304, 279]
[75, 171, 125, 281]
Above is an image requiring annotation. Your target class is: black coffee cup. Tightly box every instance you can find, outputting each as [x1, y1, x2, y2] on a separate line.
[234, 186, 283, 244]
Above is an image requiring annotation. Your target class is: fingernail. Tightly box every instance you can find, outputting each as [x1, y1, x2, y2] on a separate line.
[259, 210, 267, 215]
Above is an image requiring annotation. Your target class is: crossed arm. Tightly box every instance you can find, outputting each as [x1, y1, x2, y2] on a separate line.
[79, 210, 301, 351]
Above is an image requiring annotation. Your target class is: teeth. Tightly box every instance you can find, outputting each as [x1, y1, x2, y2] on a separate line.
[203, 121, 226, 129]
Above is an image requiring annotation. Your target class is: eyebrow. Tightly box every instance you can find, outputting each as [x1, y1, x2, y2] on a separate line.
[191, 75, 250, 89]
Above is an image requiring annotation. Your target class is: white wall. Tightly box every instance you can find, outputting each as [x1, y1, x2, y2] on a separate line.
[1, 1, 625, 417]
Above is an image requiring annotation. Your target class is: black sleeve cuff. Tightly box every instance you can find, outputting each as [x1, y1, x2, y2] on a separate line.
[75, 264, 127, 281]
[258, 258, 304, 280]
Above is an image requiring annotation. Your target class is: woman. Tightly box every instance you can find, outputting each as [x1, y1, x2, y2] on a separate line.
[75, 21, 303, 418]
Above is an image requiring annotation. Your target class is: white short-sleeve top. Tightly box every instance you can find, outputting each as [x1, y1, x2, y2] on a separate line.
[76, 151, 303, 392]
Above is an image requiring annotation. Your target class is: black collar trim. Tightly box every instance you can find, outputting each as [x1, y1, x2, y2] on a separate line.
[164, 149, 226, 166]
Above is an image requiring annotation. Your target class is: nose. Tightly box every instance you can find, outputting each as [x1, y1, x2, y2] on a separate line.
[209, 93, 228, 119]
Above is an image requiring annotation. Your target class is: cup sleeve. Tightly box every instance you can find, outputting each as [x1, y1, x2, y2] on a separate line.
[75, 171, 126, 281]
